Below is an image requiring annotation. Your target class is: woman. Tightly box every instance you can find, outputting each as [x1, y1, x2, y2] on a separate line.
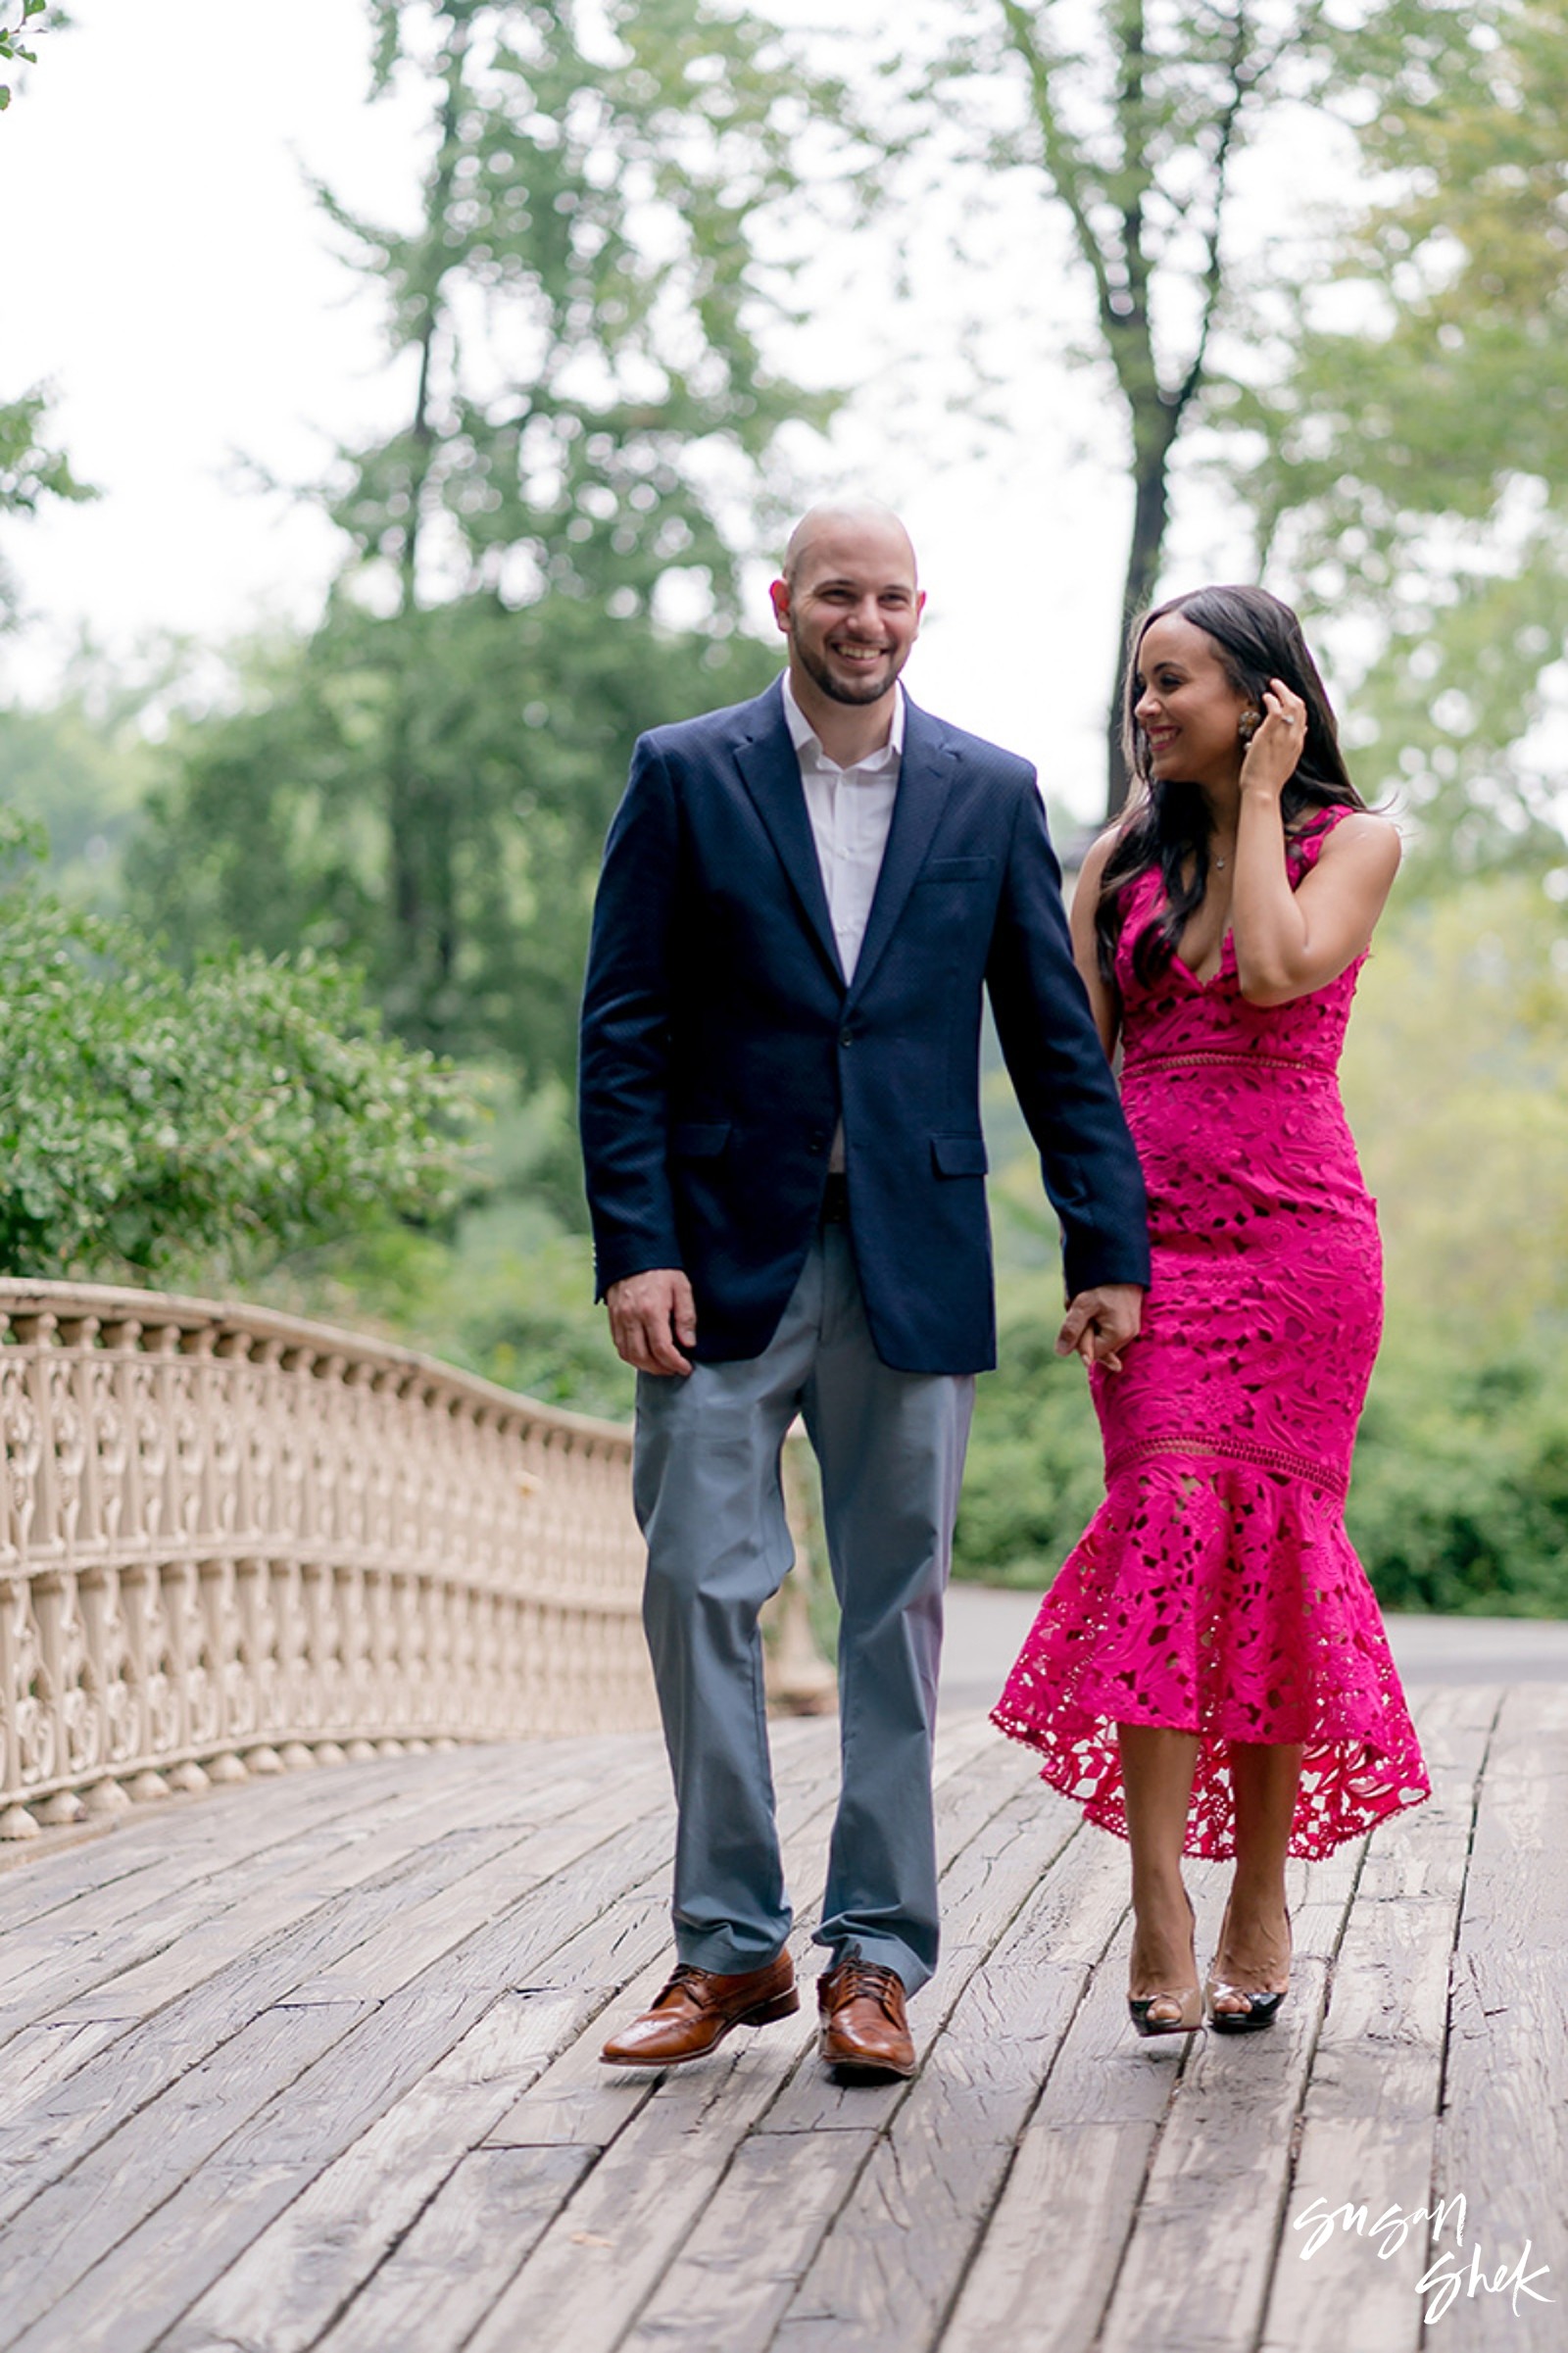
[995, 585, 1429, 2038]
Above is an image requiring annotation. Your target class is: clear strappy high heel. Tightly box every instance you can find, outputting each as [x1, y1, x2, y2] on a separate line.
[1128, 1887, 1202, 2039]
[1205, 1904, 1292, 2034]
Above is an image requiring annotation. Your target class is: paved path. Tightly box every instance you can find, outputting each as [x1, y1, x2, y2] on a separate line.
[1, 1684, 1563, 2351]
[940, 1584, 1568, 1711]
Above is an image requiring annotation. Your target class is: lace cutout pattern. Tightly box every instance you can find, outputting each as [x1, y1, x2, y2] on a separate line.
[995, 809, 1430, 1856]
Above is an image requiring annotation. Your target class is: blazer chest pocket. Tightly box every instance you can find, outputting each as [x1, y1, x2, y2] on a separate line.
[673, 1122, 731, 1158]
[915, 856, 996, 885]
[931, 1134, 989, 1177]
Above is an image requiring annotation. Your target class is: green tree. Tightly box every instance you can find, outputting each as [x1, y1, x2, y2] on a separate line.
[0, 814, 470, 1284]
[132, 0, 851, 1071]
[0, 386, 93, 620]
[894, 1, 1396, 815]
[1241, 0, 1568, 857]
[129, 600, 774, 1090]
[0, 0, 52, 111]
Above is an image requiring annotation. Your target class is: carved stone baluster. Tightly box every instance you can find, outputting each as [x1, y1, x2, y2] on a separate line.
[12, 1315, 61, 1571]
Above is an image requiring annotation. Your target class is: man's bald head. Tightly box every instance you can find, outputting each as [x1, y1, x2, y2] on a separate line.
[781, 501, 918, 593]
[769, 501, 924, 718]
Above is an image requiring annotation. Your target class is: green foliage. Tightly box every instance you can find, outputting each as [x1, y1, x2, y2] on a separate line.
[131, 0, 851, 1071]
[1348, 1335, 1568, 1615]
[0, 387, 94, 619]
[126, 598, 778, 1081]
[953, 1297, 1104, 1588]
[257, 1074, 635, 1417]
[1342, 868, 1568, 1334]
[0, 0, 50, 110]
[1240, 0, 1568, 848]
[338, 0, 846, 617]
[0, 813, 472, 1283]
[888, 0, 1406, 812]
[0, 653, 162, 905]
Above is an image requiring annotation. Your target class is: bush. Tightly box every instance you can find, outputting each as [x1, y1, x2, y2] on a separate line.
[0, 812, 471, 1282]
[1348, 1332, 1568, 1616]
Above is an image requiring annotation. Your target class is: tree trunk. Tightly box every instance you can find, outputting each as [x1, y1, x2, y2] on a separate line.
[1103, 428, 1174, 821]
[386, 11, 469, 1037]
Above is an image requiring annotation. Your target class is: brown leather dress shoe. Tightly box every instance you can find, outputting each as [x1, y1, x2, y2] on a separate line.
[599, 1953, 798, 2068]
[817, 1954, 916, 2079]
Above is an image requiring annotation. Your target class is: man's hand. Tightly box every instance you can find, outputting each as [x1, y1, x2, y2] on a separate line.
[606, 1268, 698, 1376]
[1055, 1284, 1144, 1374]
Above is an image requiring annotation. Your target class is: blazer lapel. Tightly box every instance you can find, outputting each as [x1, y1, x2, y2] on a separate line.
[733, 681, 845, 987]
[844, 699, 956, 1007]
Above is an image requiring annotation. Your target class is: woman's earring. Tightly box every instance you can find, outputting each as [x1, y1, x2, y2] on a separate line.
[1237, 709, 1260, 747]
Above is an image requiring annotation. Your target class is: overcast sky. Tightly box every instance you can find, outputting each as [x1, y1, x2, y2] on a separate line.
[0, 1, 1338, 823]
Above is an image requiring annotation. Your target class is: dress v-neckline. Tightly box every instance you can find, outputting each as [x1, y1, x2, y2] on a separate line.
[1170, 929, 1234, 992]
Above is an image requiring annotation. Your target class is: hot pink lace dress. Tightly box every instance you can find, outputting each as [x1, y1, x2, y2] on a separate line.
[994, 813, 1429, 1856]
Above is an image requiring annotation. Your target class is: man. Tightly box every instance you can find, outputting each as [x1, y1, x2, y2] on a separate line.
[580, 504, 1148, 2078]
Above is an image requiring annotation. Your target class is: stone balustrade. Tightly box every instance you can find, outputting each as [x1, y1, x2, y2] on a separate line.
[0, 1277, 660, 1839]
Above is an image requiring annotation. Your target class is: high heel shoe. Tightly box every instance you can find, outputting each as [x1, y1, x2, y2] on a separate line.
[1128, 1985, 1204, 2038]
[1205, 1905, 1292, 2034]
[1128, 1886, 1202, 2039]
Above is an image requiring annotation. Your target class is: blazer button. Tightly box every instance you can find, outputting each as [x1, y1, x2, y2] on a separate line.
[840, 1031, 854, 1049]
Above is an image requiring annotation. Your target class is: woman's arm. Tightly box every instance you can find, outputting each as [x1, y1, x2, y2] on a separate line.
[1232, 681, 1401, 1007]
[1068, 828, 1124, 1057]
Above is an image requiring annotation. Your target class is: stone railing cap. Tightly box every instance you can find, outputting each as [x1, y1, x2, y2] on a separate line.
[0, 1276, 631, 1445]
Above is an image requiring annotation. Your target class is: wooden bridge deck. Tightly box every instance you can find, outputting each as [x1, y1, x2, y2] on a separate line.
[0, 1683, 1562, 2353]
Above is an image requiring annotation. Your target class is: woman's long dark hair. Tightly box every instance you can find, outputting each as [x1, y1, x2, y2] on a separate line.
[1095, 585, 1366, 988]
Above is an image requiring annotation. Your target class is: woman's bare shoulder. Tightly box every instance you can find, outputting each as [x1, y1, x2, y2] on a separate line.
[1076, 824, 1128, 889]
[1315, 807, 1402, 874]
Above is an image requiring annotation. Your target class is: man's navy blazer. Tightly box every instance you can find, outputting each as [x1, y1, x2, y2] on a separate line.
[578, 676, 1150, 1376]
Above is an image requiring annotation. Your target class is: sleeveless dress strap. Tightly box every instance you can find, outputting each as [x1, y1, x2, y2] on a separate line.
[1286, 805, 1355, 879]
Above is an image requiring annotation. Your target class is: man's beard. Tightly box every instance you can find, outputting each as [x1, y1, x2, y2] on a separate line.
[793, 630, 905, 707]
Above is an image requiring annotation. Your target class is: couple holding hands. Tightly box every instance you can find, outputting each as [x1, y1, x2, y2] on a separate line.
[578, 503, 1429, 2080]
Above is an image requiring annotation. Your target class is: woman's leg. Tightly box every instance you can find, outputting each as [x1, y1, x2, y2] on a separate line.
[1118, 1724, 1201, 2021]
[1211, 1740, 1301, 2012]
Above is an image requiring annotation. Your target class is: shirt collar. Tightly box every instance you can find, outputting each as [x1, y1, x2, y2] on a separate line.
[781, 670, 905, 772]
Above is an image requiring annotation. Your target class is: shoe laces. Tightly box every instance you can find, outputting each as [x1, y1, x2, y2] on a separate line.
[832, 1958, 901, 2012]
[654, 1964, 709, 2008]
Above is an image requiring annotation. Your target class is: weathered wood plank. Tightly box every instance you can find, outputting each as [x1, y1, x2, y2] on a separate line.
[161, 1990, 597, 2353]
[1427, 1681, 1568, 2353]
[0, 1741, 508, 1939]
[0, 1682, 1554, 2353]
[0, 1737, 602, 2047]
[449, 1726, 1011, 2353]
[938, 1946, 1183, 2353]
[1260, 1684, 1497, 2353]
[161, 1723, 851, 2353]
[753, 1748, 1051, 2141]
[620, 2128, 880, 2353]
[766, 1815, 1126, 2352]
[0, 1749, 676, 2236]
[315, 2146, 600, 2353]
[3, 1724, 843, 2353]
[0, 2000, 371, 2345]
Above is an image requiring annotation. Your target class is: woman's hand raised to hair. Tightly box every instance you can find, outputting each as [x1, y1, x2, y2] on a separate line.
[1239, 676, 1308, 801]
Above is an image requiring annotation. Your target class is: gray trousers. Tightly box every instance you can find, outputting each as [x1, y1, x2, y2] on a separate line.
[633, 1224, 975, 1994]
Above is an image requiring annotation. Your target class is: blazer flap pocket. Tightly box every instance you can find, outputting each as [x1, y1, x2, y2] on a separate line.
[931, 1133, 989, 1177]
[916, 856, 995, 884]
[673, 1121, 732, 1159]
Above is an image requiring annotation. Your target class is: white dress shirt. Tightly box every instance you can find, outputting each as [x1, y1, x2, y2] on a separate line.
[782, 672, 905, 1174]
[781, 670, 905, 984]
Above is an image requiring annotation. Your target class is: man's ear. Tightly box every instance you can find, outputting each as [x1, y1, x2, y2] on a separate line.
[768, 577, 791, 635]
